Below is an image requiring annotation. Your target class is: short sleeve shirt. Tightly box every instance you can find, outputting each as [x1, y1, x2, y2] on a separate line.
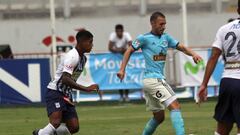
[109, 32, 132, 49]
[47, 48, 87, 92]
[212, 19, 240, 79]
[132, 32, 179, 79]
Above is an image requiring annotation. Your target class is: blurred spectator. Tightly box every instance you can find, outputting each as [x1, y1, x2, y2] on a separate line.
[108, 24, 132, 102]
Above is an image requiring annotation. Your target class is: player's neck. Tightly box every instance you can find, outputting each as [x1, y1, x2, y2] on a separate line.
[75, 47, 84, 56]
[151, 30, 162, 36]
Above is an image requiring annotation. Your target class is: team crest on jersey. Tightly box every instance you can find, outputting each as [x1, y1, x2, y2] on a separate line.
[55, 102, 60, 108]
[134, 40, 141, 47]
[161, 40, 168, 47]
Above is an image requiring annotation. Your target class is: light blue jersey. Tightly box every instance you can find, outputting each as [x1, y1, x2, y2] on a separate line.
[132, 32, 179, 79]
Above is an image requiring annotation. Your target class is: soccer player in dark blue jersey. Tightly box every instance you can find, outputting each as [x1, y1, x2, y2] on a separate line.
[198, 1, 240, 135]
[33, 30, 99, 135]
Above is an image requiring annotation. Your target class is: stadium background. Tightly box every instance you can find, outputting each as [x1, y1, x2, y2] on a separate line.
[0, 0, 239, 135]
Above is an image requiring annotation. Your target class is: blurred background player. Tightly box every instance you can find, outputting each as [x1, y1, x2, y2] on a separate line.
[33, 30, 99, 135]
[108, 24, 132, 102]
[198, 0, 240, 135]
[117, 11, 202, 135]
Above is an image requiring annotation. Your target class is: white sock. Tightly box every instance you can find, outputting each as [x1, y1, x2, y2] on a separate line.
[214, 131, 220, 135]
[39, 123, 56, 135]
[56, 123, 71, 135]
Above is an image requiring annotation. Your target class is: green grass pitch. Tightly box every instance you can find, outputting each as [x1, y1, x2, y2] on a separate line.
[0, 100, 238, 135]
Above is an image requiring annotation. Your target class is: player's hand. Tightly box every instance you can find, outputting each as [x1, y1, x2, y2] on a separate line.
[192, 54, 203, 64]
[197, 85, 208, 105]
[63, 96, 75, 106]
[117, 70, 125, 82]
[86, 84, 99, 92]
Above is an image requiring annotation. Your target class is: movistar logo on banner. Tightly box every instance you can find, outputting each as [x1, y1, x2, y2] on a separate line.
[184, 60, 205, 75]
[88, 53, 145, 90]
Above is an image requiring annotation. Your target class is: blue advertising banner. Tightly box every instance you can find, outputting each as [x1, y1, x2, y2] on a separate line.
[0, 59, 50, 104]
[77, 52, 145, 90]
[89, 52, 145, 90]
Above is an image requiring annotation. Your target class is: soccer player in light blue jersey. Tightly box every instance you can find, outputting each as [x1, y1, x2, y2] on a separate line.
[117, 11, 202, 135]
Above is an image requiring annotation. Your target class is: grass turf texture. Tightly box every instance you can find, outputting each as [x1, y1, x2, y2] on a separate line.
[0, 100, 238, 135]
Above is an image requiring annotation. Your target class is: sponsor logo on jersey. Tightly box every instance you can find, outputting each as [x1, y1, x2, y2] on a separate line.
[153, 52, 166, 61]
[65, 64, 74, 71]
[134, 40, 141, 48]
[161, 40, 168, 47]
[55, 102, 60, 108]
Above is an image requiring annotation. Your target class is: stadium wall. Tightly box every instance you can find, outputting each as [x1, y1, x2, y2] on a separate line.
[0, 12, 236, 54]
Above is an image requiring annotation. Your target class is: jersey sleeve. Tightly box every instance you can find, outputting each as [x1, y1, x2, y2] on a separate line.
[109, 32, 115, 42]
[212, 28, 223, 50]
[125, 32, 132, 42]
[166, 34, 179, 49]
[132, 35, 145, 50]
[62, 54, 78, 75]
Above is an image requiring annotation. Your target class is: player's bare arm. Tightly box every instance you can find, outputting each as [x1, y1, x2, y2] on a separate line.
[127, 41, 132, 47]
[176, 43, 203, 64]
[62, 72, 99, 92]
[198, 47, 222, 103]
[117, 46, 135, 80]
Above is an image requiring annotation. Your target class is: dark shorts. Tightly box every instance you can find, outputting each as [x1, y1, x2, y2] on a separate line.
[45, 89, 78, 121]
[214, 78, 240, 127]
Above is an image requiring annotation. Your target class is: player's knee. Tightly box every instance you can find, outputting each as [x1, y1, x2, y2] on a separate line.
[69, 125, 79, 134]
[168, 100, 181, 111]
[51, 121, 61, 129]
[50, 119, 61, 129]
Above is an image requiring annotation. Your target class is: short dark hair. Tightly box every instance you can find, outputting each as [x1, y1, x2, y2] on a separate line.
[238, 0, 240, 8]
[150, 11, 165, 22]
[115, 24, 124, 30]
[76, 30, 93, 44]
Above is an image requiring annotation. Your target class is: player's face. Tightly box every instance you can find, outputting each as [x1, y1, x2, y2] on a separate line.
[81, 38, 93, 53]
[116, 29, 123, 38]
[151, 16, 166, 35]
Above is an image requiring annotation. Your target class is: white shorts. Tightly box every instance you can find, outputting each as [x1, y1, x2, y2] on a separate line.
[143, 78, 177, 112]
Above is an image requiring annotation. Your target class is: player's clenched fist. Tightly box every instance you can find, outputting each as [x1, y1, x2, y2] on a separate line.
[197, 85, 208, 104]
[117, 70, 125, 81]
[86, 84, 99, 92]
[192, 54, 203, 64]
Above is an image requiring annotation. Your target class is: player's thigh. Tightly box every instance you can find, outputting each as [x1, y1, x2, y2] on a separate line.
[65, 117, 79, 133]
[228, 78, 240, 129]
[214, 78, 236, 124]
[63, 104, 79, 133]
[49, 111, 63, 128]
[45, 89, 66, 127]
[143, 78, 175, 111]
[143, 79, 164, 112]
